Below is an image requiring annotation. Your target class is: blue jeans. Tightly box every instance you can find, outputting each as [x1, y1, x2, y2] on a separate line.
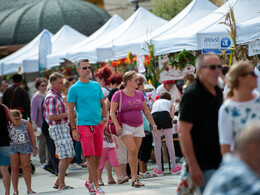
[74, 141, 83, 164]
[199, 169, 216, 193]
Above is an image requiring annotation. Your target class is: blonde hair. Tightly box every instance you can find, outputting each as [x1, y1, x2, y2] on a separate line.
[10, 109, 22, 118]
[226, 61, 252, 99]
[123, 71, 136, 87]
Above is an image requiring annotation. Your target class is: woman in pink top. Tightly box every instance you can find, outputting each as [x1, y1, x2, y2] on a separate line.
[111, 71, 158, 187]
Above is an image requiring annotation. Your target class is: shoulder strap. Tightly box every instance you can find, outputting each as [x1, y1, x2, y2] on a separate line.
[118, 90, 122, 112]
[10, 86, 19, 109]
[2, 104, 10, 122]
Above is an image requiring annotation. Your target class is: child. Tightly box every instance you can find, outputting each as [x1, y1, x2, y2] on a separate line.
[9, 110, 37, 194]
[98, 131, 128, 185]
[151, 92, 181, 176]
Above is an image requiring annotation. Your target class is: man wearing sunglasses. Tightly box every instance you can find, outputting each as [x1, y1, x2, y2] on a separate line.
[178, 53, 223, 193]
[67, 59, 107, 195]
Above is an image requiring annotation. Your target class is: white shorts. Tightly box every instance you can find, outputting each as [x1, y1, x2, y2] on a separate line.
[121, 123, 145, 138]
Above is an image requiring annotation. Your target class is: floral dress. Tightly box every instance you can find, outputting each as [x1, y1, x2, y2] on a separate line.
[9, 119, 33, 154]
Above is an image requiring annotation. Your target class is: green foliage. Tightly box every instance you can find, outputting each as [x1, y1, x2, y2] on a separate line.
[152, 0, 192, 20]
[168, 50, 196, 70]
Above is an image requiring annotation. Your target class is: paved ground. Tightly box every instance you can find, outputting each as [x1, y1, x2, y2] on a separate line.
[0, 157, 180, 195]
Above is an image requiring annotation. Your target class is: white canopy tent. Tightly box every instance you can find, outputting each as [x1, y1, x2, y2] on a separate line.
[0, 29, 53, 75]
[236, 16, 260, 45]
[153, 0, 260, 55]
[46, 15, 124, 69]
[23, 25, 87, 72]
[113, 0, 217, 59]
[67, 7, 167, 63]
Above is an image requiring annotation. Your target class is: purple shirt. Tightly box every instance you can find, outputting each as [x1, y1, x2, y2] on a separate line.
[112, 90, 145, 127]
[31, 94, 44, 126]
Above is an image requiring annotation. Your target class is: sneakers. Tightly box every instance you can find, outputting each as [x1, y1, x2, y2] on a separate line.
[171, 166, 182, 175]
[96, 187, 105, 194]
[85, 181, 96, 195]
[69, 163, 82, 170]
[153, 168, 163, 176]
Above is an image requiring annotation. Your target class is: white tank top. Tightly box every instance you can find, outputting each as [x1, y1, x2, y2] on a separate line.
[151, 99, 171, 114]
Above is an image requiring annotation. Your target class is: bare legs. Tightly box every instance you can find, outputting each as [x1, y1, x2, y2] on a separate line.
[87, 156, 101, 189]
[0, 166, 10, 195]
[54, 157, 73, 190]
[121, 135, 142, 182]
[11, 153, 33, 193]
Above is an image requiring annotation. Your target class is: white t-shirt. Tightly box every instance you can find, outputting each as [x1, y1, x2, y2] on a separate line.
[151, 99, 171, 114]
[156, 84, 180, 103]
[103, 136, 115, 148]
[102, 87, 111, 97]
[218, 94, 260, 149]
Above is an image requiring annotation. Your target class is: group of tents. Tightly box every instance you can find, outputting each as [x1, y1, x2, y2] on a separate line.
[0, 0, 259, 76]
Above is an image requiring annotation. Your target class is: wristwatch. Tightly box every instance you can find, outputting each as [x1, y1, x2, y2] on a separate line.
[71, 127, 77, 130]
[152, 124, 157, 128]
[102, 118, 107, 122]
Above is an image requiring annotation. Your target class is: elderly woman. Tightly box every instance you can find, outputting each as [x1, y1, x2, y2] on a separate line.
[31, 78, 48, 164]
[218, 61, 259, 155]
[0, 103, 16, 195]
[111, 71, 157, 187]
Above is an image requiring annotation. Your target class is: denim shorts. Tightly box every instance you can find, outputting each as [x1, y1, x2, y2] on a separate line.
[0, 146, 10, 166]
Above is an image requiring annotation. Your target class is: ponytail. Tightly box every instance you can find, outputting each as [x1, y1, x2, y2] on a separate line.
[225, 87, 234, 100]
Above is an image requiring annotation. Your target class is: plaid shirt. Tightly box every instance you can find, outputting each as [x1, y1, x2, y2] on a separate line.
[204, 154, 260, 195]
[43, 88, 68, 125]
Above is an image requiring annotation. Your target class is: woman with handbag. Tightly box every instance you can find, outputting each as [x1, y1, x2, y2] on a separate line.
[111, 71, 158, 187]
[9, 110, 37, 194]
[0, 103, 16, 195]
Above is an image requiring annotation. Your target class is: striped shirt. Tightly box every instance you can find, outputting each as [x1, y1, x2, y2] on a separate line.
[43, 88, 68, 125]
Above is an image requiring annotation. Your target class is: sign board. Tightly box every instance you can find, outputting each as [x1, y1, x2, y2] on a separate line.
[199, 35, 232, 54]
[159, 56, 196, 82]
[248, 40, 260, 56]
[38, 31, 52, 71]
[136, 55, 146, 73]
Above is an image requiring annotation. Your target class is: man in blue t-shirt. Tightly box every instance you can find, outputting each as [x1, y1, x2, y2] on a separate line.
[67, 59, 107, 195]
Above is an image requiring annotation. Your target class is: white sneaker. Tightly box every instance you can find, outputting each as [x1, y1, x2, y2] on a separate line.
[96, 187, 105, 194]
[69, 163, 82, 170]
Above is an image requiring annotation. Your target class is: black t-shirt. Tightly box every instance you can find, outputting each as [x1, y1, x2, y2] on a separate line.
[0, 105, 10, 147]
[107, 88, 119, 102]
[179, 78, 223, 170]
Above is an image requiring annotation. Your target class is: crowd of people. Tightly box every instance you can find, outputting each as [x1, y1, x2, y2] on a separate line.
[0, 53, 260, 195]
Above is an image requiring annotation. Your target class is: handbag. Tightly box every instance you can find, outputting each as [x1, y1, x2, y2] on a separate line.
[106, 90, 122, 135]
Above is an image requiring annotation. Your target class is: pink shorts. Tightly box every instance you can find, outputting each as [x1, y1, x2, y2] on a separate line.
[77, 124, 104, 157]
[98, 147, 120, 170]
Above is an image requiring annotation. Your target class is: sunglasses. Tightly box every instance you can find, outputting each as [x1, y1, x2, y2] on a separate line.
[201, 64, 222, 70]
[40, 85, 47, 87]
[241, 71, 257, 77]
[81, 66, 91, 70]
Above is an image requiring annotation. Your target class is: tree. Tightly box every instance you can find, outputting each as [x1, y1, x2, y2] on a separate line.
[152, 0, 192, 20]
[152, 0, 221, 21]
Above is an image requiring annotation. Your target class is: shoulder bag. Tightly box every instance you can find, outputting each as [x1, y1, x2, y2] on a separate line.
[106, 90, 122, 135]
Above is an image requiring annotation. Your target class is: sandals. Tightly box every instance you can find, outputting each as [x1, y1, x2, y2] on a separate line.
[53, 184, 59, 189]
[98, 179, 104, 186]
[59, 186, 73, 190]
[108, 180, 116, 185]
[12, 191, 19, 195]
[27, 190, 36, 194]
[131, 178, 145, 187]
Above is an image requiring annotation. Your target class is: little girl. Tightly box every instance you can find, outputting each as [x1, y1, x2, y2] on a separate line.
[151, 92, 181, 176]
[9, 110, 37, 194]
[98, 131, 128, 185]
